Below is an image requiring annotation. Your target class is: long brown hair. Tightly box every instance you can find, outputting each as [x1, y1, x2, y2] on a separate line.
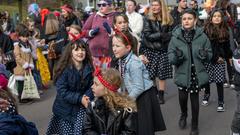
[147, 0, 173, 25]
[204, 9, 229, 42]
[45, 13, 59, 35]
[100, 68, 137, 112]
[53, 40, 93, 83]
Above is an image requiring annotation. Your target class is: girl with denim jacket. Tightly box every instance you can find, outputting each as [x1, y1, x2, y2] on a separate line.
[46, 39, 94, 135]
[112, 30, 166, 135]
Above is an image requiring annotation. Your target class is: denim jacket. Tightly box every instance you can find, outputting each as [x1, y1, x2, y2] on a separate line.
[120, 52, 153, 99]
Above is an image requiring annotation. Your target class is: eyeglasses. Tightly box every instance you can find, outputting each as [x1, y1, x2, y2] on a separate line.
[97, 3, 108, 7]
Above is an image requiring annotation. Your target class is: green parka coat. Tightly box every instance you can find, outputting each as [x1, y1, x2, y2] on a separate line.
[168, 26, 212, 88]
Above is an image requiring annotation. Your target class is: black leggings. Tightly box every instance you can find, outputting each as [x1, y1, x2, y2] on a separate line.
[178, 90, 199, 129]
[16, 80, 24, 100]
[204, 83, 224, 103]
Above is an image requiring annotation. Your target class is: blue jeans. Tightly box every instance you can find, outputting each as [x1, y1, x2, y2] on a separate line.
[231, 90, 240, 133]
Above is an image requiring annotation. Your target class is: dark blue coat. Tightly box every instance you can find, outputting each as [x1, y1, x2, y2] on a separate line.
[53, 64, 94, 122]
[0, 113, 38, 135]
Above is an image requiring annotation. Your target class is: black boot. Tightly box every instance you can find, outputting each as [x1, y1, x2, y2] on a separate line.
[179, 114, 187, 129]
[190, 128, 199, 135]
[190, 120, 199, 135]
[158, 91, 165, 104]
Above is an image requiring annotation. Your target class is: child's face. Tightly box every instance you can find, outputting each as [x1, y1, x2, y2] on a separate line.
[114, 16, 129, 32]
[28, 22, 35, 32]
[61, 9, 69, 18]
[112, 36, 131, 59]
[182, 13, 196, 30]
[72, 46, 86, 63]
[92, 77, 106, 97]
[211, 12, 222, 25]
[19, 36, 28, 42]
[68, 27, 80, 41]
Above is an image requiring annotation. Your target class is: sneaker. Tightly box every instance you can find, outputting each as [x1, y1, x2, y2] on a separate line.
[230, 84, 235, 89]
[202, 94, 210, 106]
[224, 83, 230, 88]
[217, 103, 225, 112]
[230, 130, 240, 135]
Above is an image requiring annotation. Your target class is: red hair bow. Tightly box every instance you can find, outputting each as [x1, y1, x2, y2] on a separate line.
[68, 31, 86, 42]
[94, 68, 118, 92]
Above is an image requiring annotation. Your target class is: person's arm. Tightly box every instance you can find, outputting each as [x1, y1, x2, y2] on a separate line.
[13, 43, 29, 69]
[142, 18, 161, 42]
[84, 74, 94, 101]
[82, 14, 95, 38]
[197, 36, 212, 62]
[83, 104, 99, 135]
[168, 38, 184, 65]
[55, 70, 84, 105]
[127, 62, 147, 99]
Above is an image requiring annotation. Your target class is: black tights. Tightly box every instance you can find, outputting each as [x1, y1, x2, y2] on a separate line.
[204, 83, 224, 103]
[16, 80, 24, 100]
[178, 90, 199, 129]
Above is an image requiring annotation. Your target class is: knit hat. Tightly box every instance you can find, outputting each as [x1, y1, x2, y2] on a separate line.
[61, 4, 73, 13]
[0, 74, 8, 89]
[99, 0, 113, 4]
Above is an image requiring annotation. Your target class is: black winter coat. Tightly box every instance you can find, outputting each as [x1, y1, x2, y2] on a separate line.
[141, 17, 172, 51]
[53, 64, 94, 123]
[83, 98, 137, 135]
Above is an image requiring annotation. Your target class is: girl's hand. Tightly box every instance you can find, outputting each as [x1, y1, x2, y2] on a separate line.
[0, 98, 9, 111]
[81, 95, 90, 108]
[139, 55, 149, 64]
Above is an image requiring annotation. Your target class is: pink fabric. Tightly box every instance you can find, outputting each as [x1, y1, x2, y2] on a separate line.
[82, 12, 116, 57]
[0, 74, 8, 89]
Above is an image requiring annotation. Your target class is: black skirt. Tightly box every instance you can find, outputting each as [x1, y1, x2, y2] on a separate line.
[142, 48, 172, 80]
[136, 87, 166, 135]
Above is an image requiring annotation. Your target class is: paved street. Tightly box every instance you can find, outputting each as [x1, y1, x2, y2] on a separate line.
[19, 80, 236, 135]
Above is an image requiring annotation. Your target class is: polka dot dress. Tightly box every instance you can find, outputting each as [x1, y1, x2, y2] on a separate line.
[178, 64, 201, 93]
[0, 98, 17, 115]
[142, 48, 173, 80]
[204, 62, 226, 83]
[46, 107, 86, 135]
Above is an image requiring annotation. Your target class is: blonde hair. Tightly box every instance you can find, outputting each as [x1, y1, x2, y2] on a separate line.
[147, 0, 173, 25]
[45, 13, 59, 35]
[100, 68, 137, 112]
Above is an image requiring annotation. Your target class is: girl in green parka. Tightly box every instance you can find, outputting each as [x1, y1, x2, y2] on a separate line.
[168, 9, 212, 135]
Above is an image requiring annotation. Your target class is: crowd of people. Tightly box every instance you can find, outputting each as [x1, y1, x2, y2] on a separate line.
[0, 0, 240, 135]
